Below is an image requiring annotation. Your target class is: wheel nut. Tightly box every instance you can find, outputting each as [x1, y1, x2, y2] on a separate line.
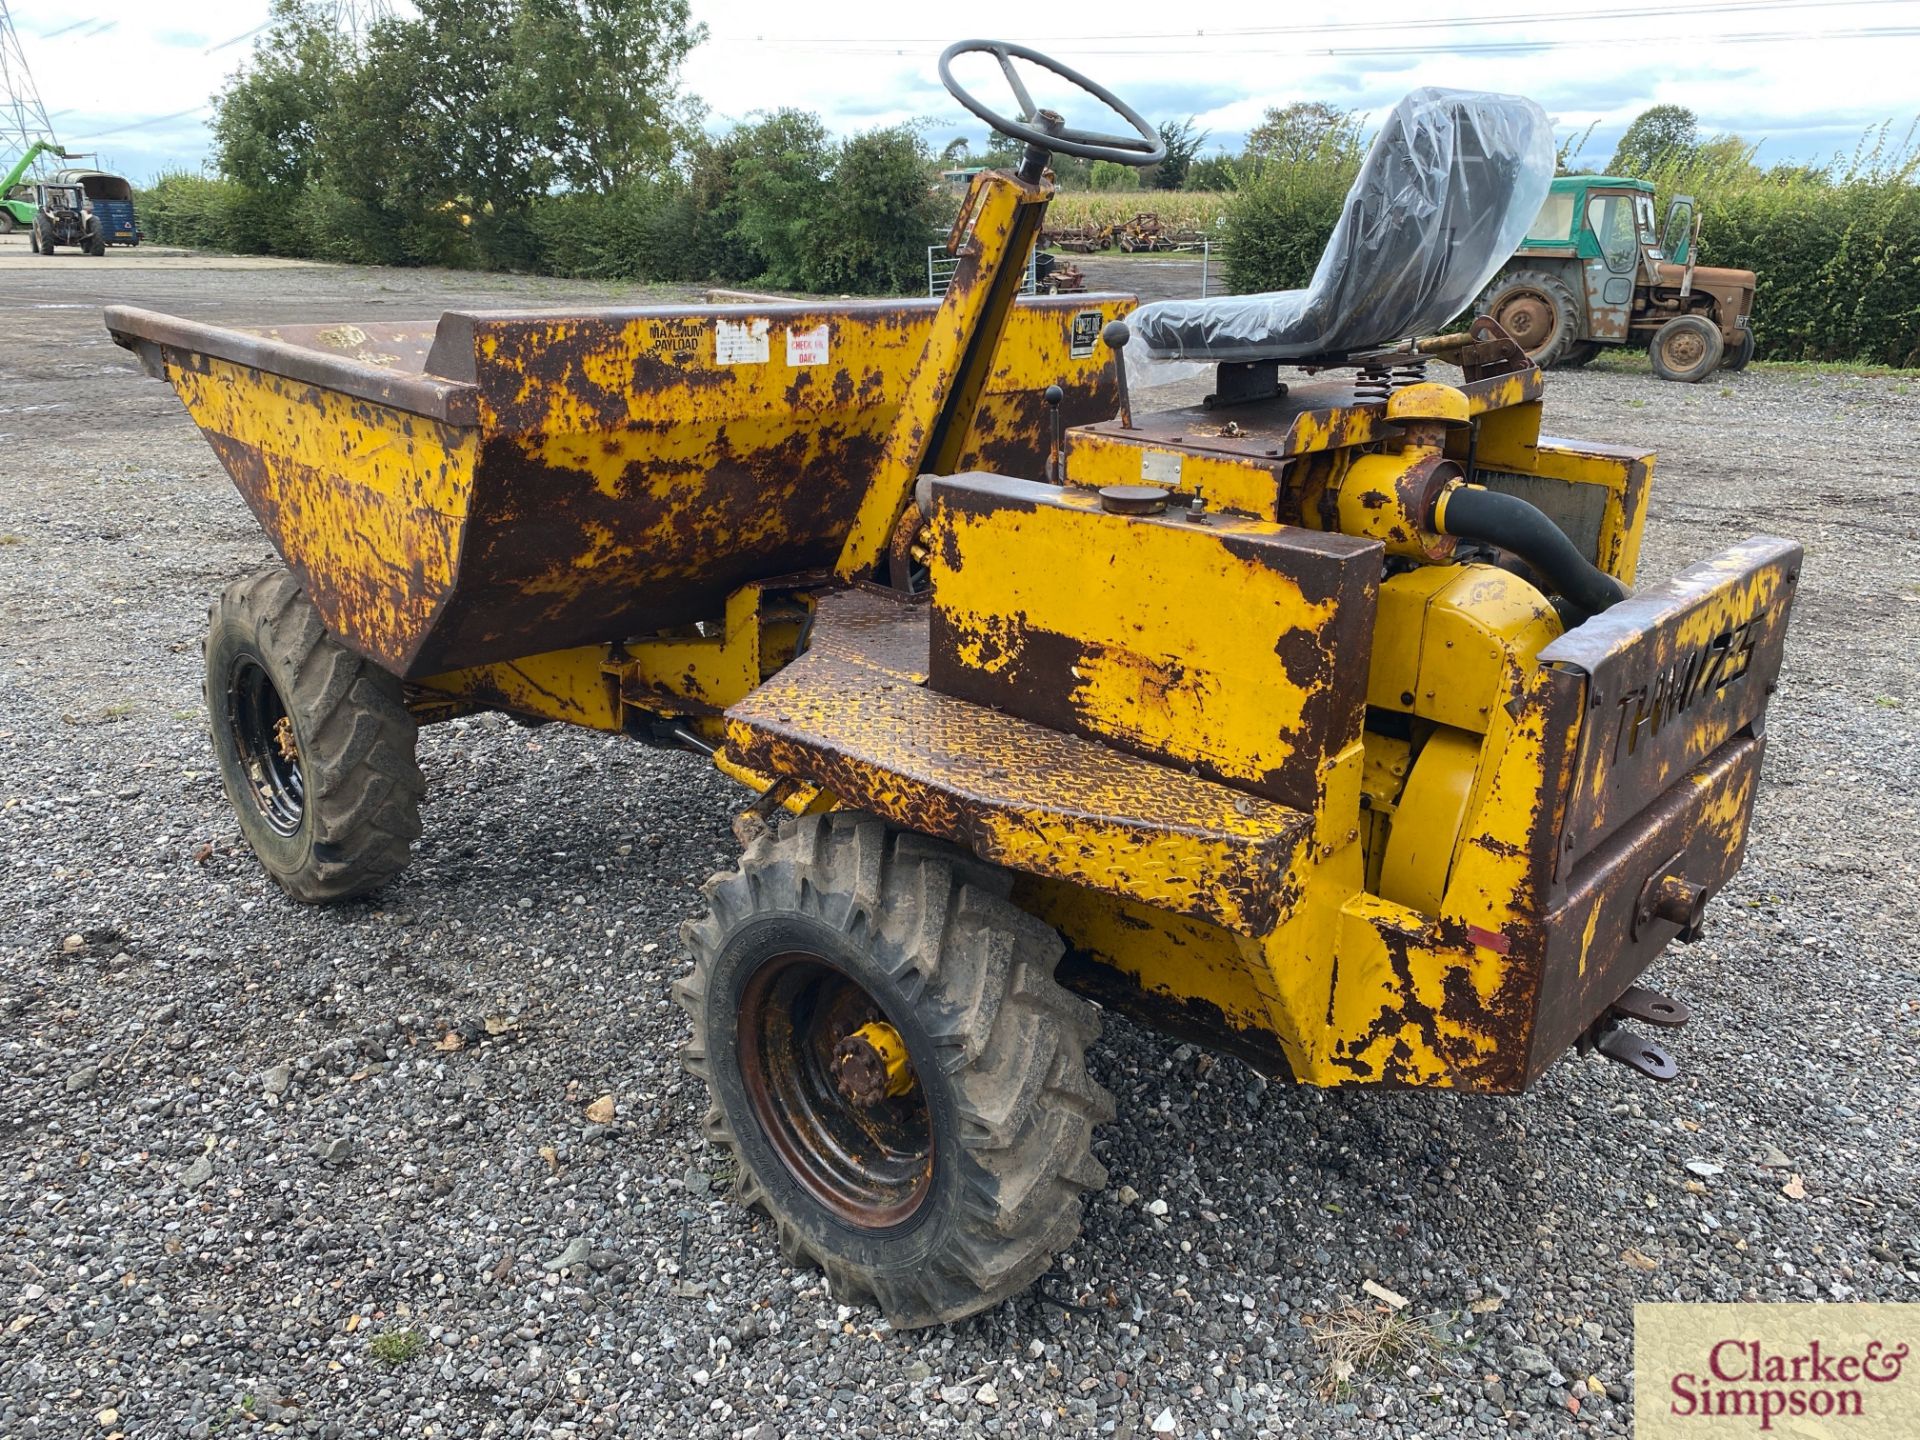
[832, 1021, 915, 1106]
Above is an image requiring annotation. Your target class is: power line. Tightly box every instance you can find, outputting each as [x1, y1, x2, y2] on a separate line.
[711, 0, 1920, 46]
[998, 23, 1920, 58]
[64, 105, 211, 142]
[723, 23, 1920, 61]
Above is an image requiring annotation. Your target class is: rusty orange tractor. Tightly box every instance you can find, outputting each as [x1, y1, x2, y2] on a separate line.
[107, 41, 1798, 1327]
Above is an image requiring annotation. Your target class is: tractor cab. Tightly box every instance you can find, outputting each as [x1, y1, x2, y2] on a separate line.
[1485, 174, 1755, 380]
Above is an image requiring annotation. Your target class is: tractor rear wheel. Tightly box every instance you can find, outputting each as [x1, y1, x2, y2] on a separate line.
[1481, 270, 1583, 367]
[677, 813, 1112, 1328]
[0, 210, 14, 234]
[205, 566, 425, 903]
[1722, 328, 1755, 372]
[1650, 314, 1724, 383]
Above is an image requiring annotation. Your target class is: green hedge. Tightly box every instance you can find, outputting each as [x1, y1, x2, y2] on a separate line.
[1220, 140, 1920, 368]
[1221, 155, 1356, 296]
[1685, 177, 1920, 367]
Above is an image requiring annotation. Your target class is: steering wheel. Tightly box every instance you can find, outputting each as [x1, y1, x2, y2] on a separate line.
[938, 40, 1166, 167]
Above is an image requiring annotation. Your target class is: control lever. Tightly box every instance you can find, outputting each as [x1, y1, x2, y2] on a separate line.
[1103, 320, 1133, 429]
[1043, 383, 1064, 483]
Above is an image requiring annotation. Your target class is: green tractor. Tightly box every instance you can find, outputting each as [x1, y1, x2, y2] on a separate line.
[1479, 175, 1755, 383]
[1, 140, 83, 235]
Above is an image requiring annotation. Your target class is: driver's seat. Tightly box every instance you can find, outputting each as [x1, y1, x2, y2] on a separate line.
[1131, 88, 1555, 363]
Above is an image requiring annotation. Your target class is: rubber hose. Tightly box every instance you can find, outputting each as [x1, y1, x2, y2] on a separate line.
[1434, 486, 1628, 619]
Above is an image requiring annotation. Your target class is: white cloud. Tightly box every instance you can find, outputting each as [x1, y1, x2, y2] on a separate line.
[7, 0, 1917, 182]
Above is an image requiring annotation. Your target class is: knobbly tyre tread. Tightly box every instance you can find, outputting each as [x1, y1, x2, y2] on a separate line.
[676, 812, 1114, 1327]
[1482, 268, 1583, 368]
[205, 566, 425, 903]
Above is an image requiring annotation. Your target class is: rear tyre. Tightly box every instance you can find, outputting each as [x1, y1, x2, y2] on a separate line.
[1722, 328, 1755, 372]
[205, 566, 425, 903]
[1650, 314, 1724, 383]
[0, 210, 14, 234]
[1481, 269, 1583, 367]
[1560, 340, 1604, 369]
[87, 232, 106, 257]
[677, 813, 1113, 1328]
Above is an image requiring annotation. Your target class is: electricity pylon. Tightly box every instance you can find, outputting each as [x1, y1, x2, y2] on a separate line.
[331, 0, 397, 42]
[0, 0, 58, 178]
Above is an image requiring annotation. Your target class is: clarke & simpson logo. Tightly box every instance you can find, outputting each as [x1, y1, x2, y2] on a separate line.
[1637, 1305, 1920, 1439]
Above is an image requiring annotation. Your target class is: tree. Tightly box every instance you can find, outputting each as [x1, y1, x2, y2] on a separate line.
[806, 124, 939, 293]
[1185, 152, 1242, 192]
[212, 0, 348, 194]
[722, 109, 835, 287]
[1244, 101, 1361, 166]
[1608, 104, 1699, 177]
[214, 0, 699, 212]
[939, 137, 971, 166]
[1089, 160, 1140, 192]
[509, 0, 705, 193]
[1149, 117, 1208, 190]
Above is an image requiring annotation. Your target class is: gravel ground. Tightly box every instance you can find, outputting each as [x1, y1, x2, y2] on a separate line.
[2, 239, 1917, 1439]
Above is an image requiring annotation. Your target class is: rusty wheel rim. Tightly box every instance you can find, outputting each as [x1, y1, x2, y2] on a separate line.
[228, 655, 304, 837]
[736, 951, 934, 1229]
[1662, 327, 1707, 370]
[1496, 289, 1555, 352]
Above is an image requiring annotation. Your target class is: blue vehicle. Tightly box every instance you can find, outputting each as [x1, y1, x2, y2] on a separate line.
[53, 167, 141, 246]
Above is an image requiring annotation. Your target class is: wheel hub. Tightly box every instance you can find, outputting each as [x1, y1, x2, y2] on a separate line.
[1497, 291, 1553, 347]
[737, 953, 934, 1229]
[832, 1021, 917, 1106]
[1664, 330, 1706, 367]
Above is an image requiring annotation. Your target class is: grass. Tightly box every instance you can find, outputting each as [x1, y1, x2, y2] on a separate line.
[1742, 357, 1920, 378]
[1585, 349, 1920, 380]
[1306, 1305, 1445, 1400]
[0, 533, 22, 546]
[368, 1328, 425, 1366]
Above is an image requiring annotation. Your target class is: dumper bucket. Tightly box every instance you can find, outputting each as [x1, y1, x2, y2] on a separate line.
[106, 296, 1130, 678]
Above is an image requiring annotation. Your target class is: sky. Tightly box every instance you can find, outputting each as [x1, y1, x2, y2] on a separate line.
[7, 0, 1920, 184]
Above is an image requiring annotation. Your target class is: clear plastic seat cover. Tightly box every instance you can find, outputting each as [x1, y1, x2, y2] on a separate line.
[1130, 89, 1556, 363]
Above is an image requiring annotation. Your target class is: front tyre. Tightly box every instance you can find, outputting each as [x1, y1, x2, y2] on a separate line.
[205, 566, 425, 903]
[677, 813, 1113, 1328]
[1722, 328, 1755, 372]
[1650, 314, 1724, 383]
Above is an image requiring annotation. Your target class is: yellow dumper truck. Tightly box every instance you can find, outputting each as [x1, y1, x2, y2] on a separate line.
[107, 41, 1797, 1327]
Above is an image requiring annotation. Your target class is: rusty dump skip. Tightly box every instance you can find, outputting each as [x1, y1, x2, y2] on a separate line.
[106, 295, 1131, 679]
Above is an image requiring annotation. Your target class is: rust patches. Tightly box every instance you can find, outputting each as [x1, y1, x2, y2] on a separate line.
[1523, 732, 1765, 1082]
[727, 590, 1310, 935]
[129, 294, 1128, 680]
[926, 472, 1379, 815]
[1055, 948, 1298, 1081]
[1542, 536, 1799, 865]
